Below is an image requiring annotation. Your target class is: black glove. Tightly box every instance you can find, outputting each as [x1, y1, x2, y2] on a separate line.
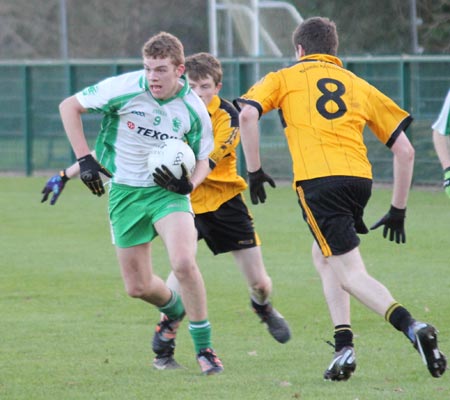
[153, 163, 193, 195]
[77, 154, 113, 196]
[41, 170, 70, 205]
[370, 205, 406, 244]
[247, 167, 276, 205]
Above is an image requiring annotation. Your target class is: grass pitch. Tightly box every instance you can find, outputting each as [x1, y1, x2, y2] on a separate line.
[1, 177, 449, 399]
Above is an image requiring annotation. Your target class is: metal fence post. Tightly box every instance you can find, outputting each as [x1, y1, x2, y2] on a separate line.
[22, 65, 32, 176]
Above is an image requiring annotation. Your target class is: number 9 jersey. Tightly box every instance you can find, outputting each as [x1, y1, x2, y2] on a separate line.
[235, 54, 412, 183]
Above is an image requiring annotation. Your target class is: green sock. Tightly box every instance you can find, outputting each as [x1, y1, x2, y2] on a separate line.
[189, 320, 211, 353]
[158, 290, 184, 320]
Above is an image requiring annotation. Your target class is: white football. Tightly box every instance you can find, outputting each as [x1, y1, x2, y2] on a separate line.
[147, 139, 196, 179]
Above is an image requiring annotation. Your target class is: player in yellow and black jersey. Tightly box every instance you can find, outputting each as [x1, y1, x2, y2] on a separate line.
[235, 16, 446, 381]
[239, 55, 411, 183]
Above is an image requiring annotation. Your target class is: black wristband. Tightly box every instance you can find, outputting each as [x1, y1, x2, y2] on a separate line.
[248, 167, 263, 177]
[208, 158, 217, 170]
[77, 154, 94, 163]
[444, 166, 450, 173]
[389, 205, 406, 217]
[59, 169, 69, 183]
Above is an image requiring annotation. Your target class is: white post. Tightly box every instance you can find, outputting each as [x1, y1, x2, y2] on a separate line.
[208, 0, 218, 56]
[59, 0, 68, 60]
[250, 0, 260, 57]
[409, 0, 422, 54]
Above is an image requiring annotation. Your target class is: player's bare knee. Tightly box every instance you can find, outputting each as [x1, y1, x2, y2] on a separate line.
[338, 271, 363, 295]
[124, 280, 151, 299]
[172, 258, 198, 282]
[125, 284, 147, 299]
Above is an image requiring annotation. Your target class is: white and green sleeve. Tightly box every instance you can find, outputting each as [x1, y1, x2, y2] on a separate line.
[432, 89, 450, 136]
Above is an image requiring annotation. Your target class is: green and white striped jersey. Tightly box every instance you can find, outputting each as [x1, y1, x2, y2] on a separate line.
[432, 89, 450, 137]
[76, 70, 213, 187]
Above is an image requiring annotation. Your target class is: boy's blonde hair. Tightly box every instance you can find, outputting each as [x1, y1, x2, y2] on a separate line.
[142, 32, 185, 66]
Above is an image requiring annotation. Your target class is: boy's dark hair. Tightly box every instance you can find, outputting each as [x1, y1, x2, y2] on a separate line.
[292, 17, 339, 56]
[185, 52, 223, 86]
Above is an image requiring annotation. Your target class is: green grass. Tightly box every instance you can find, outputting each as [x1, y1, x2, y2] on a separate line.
[1, 177, 449, 399]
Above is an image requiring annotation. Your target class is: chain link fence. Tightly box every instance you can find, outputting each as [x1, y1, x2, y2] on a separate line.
[1, 56, 449, 185]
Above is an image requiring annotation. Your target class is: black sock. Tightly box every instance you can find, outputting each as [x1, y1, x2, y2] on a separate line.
[385, 303, 415, 340]
[334, 325, 353, 352]
[251, 298, 269, 312]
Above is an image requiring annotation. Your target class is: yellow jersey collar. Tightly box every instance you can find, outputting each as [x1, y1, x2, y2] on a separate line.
[207, 94, 221, 115]
[298, 54, 343, 68]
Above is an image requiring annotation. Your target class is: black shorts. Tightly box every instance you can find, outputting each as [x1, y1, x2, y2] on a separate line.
[195, 194, 260, 255]
[296, 176, 372, 256]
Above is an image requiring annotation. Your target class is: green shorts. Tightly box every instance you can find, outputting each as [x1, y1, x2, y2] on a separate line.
[108, 183, 192, 248]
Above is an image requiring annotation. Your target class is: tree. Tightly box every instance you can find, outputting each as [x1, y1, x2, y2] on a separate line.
[0, 0, 448, 59]
[418, 0, 450, 53]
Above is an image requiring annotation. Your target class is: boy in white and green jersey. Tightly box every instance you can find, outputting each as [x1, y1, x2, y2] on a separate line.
[53, 32, 223, 375]
[76, 68, 213, 188]
[432, 89, 450, 198]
